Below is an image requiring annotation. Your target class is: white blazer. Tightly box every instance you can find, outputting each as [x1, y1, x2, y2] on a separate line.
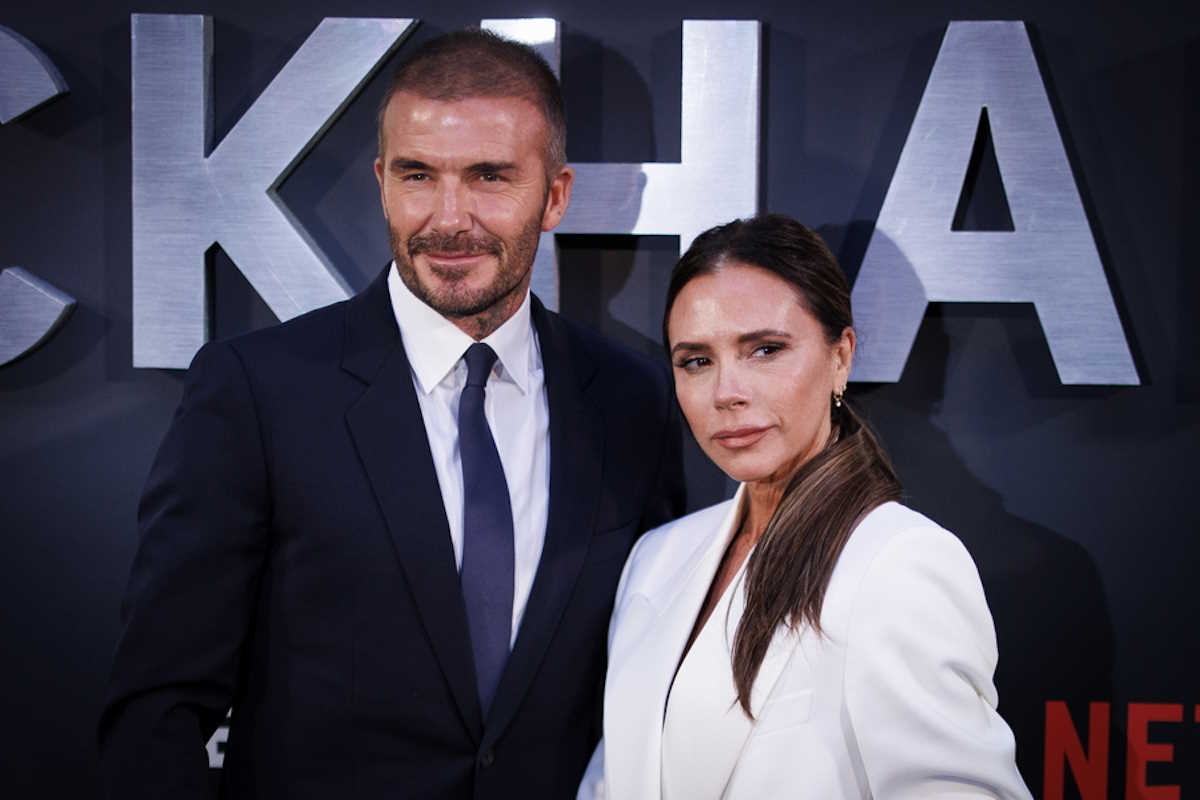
[578, 488, 1032, 799]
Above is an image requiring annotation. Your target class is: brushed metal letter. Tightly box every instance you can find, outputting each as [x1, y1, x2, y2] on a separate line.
[131, 15, 416, 368]
[0, 268, 75, 366]
[0, 29, 73, 368]
[562, 21, 760, 265]
[481, 20, 760, 310]
[851, 21, 1137, 385]
[0, 25, 67, 123]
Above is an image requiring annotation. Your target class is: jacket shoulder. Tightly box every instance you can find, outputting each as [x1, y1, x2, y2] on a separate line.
[623, 498, 737, 594]
[822, 501, 978, 632]
[217, 297, 352, 364]
[841, 502, 964, 572]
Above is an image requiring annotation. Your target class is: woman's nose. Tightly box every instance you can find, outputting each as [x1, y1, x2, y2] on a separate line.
[713, 364, 750, 409]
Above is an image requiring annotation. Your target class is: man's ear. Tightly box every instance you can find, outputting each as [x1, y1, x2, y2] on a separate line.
[374, 156, 387, 213]
[541, 164, 574, 232]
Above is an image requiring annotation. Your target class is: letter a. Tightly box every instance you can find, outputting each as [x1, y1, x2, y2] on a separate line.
[851, 21, 1137, 385]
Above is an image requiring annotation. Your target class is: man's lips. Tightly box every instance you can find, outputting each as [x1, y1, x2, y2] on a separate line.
[712, 425, 771, 449]
[421, 251, 488, 261]
[418, 251, 493, 272]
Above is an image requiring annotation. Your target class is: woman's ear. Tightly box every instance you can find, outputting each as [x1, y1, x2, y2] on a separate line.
[832, 326, 856, 393]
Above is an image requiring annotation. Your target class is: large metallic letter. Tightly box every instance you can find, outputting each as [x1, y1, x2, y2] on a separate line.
[0, 28, 74, 367]
[131, 15, 416, 368]
[0, 25, 67, 123]
[0, 268, 75, 367]
[851, 21, 1137, 385]
[483, 19, 760, 310]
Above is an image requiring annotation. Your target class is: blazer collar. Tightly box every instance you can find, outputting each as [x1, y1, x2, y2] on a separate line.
[342, 268, 485, 740]
[606, 484, 802, 798]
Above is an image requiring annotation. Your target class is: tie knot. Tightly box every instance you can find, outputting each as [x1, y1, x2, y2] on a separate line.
[463, 342, 498, 388]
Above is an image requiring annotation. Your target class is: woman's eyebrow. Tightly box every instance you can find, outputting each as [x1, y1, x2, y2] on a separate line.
[669, 341, 710, 356]
[737, 329, 793, 344]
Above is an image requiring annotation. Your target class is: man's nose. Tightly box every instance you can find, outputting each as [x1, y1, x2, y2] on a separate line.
[430, 179, 472, 235]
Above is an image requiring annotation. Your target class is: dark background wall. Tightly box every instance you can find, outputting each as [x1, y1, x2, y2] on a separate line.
[1, 1, 1196, 796]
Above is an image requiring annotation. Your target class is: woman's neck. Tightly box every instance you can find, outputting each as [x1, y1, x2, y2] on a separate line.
[741, 478, 787, 544]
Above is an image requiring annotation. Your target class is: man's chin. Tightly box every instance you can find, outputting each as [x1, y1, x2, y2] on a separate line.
[421, 285, 504, 319]
[424, 254, 495, 279]
[395, 256, 527, 322]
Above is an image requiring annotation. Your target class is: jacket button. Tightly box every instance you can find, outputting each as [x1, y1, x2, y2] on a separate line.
[479, 749, 495, 768]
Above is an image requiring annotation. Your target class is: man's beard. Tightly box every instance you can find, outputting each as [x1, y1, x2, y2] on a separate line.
[389, 218, 542, 319]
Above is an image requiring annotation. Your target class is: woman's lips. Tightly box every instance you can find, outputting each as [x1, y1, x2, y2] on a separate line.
[712, 425, 771, 450]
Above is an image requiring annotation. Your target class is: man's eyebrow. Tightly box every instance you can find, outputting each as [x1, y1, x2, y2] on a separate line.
[388, 158, 433, 172]
[466, 161, 517, 174]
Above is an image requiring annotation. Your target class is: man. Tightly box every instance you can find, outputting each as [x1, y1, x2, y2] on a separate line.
[99, 30, 685, 799]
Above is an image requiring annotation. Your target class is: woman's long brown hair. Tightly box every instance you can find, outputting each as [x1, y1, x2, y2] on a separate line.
[664, 214, 903, 717]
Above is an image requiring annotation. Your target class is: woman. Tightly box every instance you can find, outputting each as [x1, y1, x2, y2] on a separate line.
[578, 215, 1031, 799]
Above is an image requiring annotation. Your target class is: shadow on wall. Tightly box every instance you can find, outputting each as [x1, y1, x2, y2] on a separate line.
[1180, 38, 1199, 403]
[556, 31, 730, 513]
[825, 223, 1118, 791]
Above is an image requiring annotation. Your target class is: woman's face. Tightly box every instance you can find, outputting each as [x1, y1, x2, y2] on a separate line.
[667, 262, 854, 487]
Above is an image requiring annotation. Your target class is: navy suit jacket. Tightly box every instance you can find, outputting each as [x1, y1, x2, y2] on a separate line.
[99, 270, 686, 799]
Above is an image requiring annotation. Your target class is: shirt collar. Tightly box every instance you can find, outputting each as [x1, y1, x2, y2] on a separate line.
[387, 263, 536, 395]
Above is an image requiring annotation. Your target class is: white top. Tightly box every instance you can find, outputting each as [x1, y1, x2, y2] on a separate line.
[578, 489, 1032, 800]
[387, 264, 551, 647]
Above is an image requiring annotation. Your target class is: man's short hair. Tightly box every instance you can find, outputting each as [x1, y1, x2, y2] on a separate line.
[377, 29, 567, 171]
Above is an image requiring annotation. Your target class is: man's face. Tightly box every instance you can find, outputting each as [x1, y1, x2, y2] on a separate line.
[374, 92, 573, 330]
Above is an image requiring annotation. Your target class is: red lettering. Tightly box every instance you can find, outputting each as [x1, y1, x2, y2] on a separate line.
[1125, 703, 1181, 800]
[1044, 701, 1109, 800]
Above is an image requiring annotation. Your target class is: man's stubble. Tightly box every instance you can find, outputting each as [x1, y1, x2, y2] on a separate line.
[388, 214, 543, 340]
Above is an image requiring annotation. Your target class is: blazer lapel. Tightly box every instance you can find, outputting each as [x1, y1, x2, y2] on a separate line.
[605, 488, 746, 799]
[483, 296, 605, 742]
[342, 270, 483, 740]
[661, 568, 802, 800]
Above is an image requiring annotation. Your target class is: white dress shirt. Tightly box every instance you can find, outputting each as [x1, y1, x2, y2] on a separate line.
[387, 264, 551, 648]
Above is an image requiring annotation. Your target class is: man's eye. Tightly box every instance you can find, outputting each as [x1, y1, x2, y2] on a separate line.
[403, 173, 429, 182]
[480, 172, 502, 182]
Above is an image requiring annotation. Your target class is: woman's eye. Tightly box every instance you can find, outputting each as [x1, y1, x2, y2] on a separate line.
[675, 356, 710, 372]
[752, 344, 783, 358]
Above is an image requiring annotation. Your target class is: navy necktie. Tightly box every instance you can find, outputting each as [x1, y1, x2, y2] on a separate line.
[458, 342, 514, 717]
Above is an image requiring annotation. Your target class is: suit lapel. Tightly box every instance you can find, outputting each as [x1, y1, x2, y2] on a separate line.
[657, 571, 801, 800]
[607, 484, 803, 798]
[483, 297, 604, 742]
[605, 490, 744, 799]
[342, 270, 483, 740]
